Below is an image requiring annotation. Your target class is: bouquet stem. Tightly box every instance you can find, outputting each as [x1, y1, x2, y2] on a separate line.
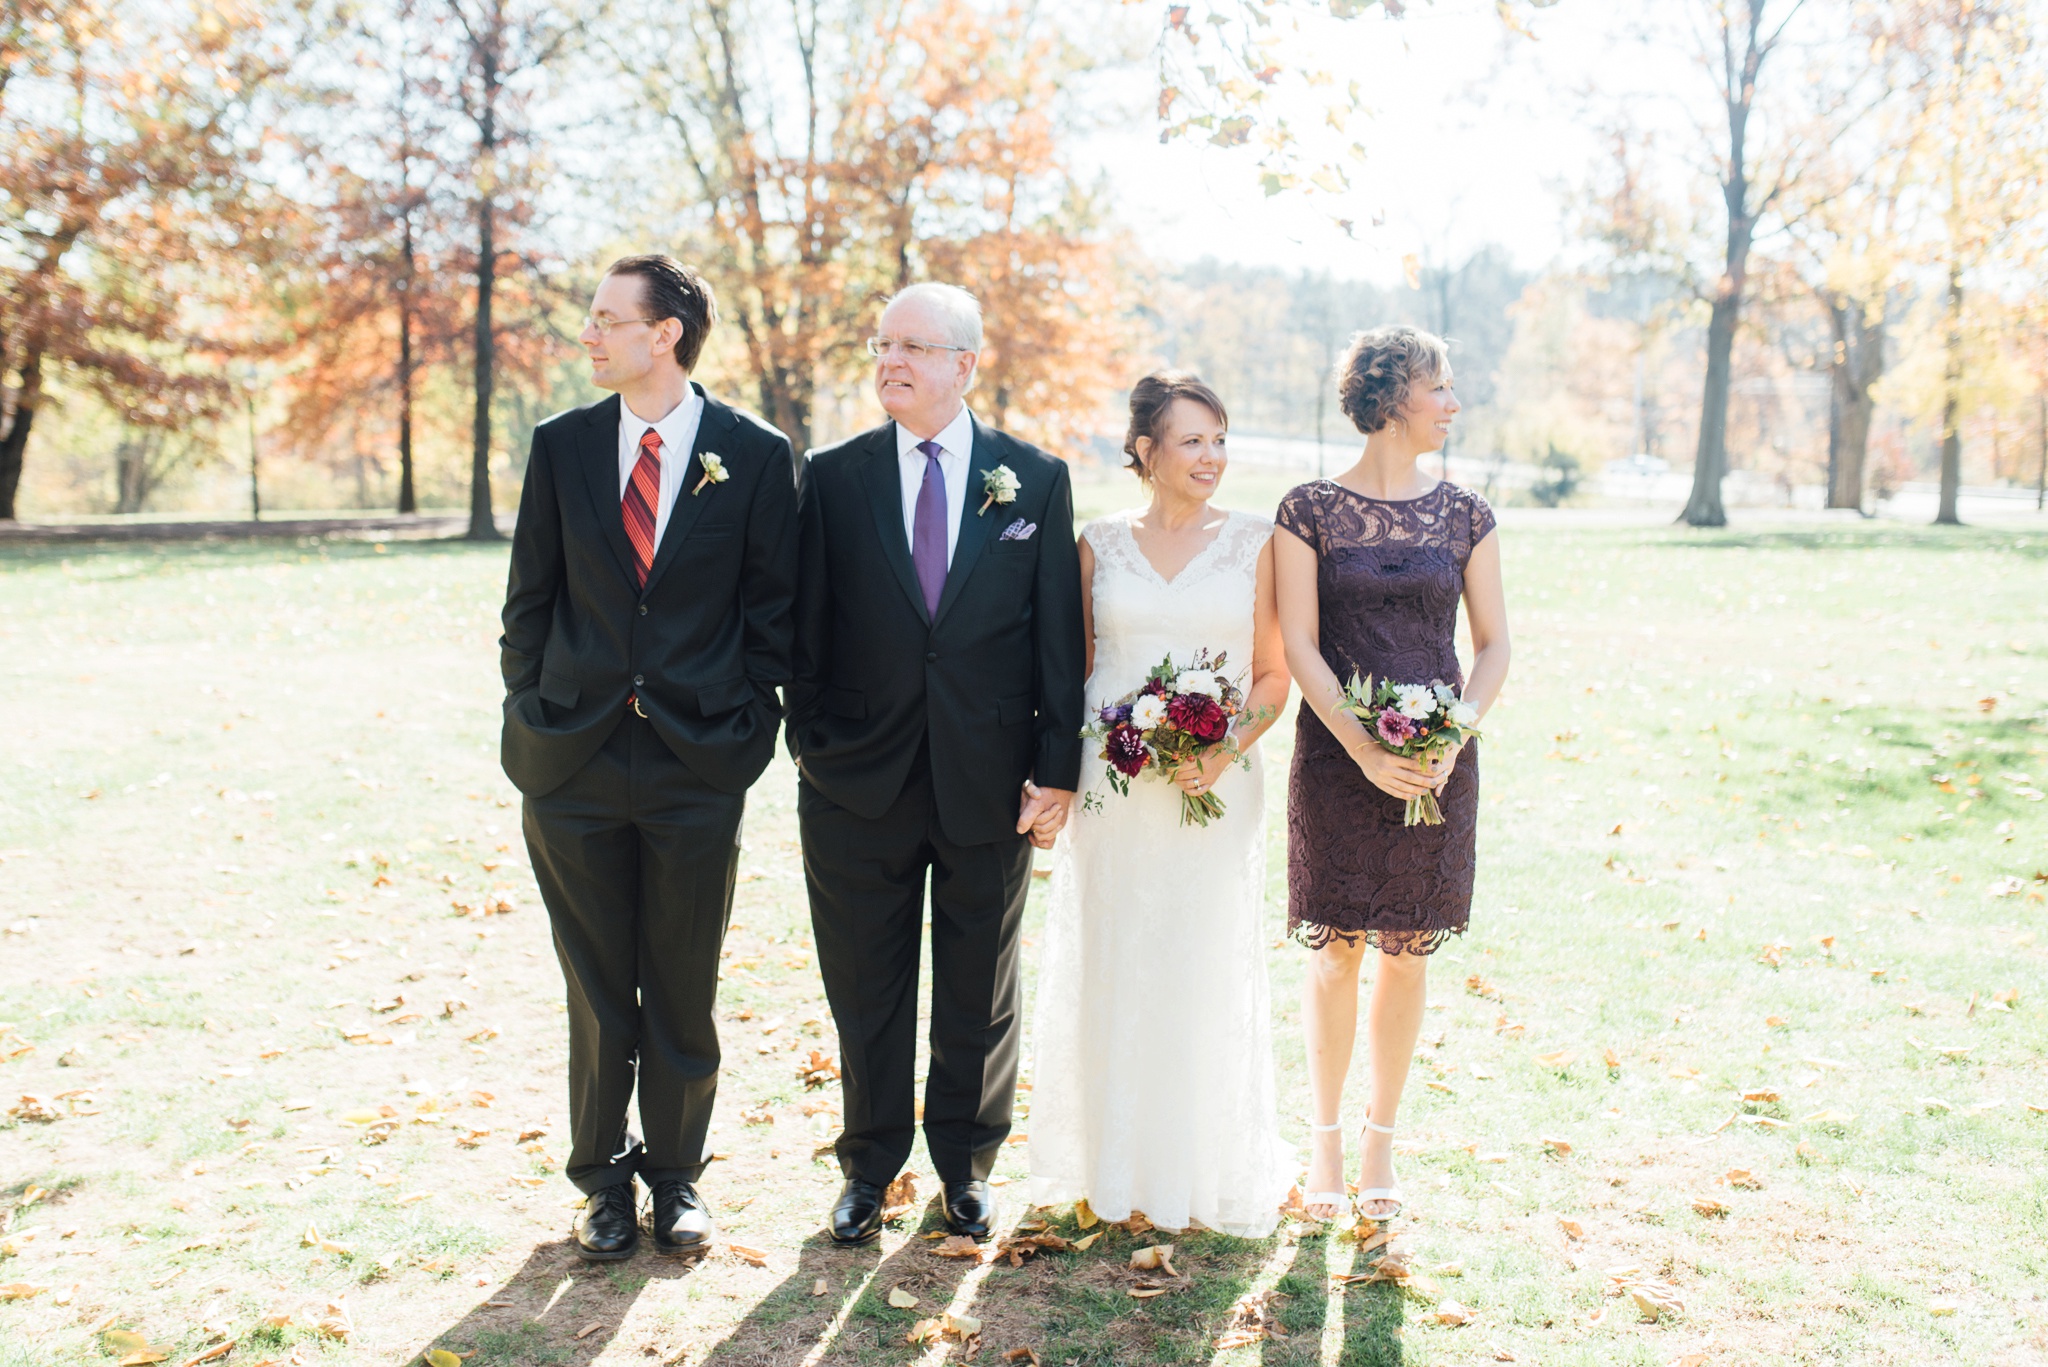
[1403, 791, 1444, 827]
[1179, 790, 1227, 828]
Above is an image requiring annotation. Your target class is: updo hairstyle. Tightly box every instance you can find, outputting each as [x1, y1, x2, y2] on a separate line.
[1335, 325, 1451, 435]
[1122, 371, 1228, 479]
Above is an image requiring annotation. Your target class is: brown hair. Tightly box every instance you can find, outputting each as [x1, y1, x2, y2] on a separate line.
[1122, 371, 1228, 477]
[1336, 325, 1450, 435]
[604, 254, 718, 371]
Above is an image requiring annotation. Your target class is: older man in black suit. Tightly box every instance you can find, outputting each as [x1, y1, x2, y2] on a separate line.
[789, 282, 1085, 1245]
[500, 255, 796, 1261]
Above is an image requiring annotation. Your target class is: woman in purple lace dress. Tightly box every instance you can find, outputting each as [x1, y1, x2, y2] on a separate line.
[1273, 326, 1510, 1225]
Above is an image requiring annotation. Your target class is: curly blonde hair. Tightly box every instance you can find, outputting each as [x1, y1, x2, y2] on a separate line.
[1336, 325, 1451, 435]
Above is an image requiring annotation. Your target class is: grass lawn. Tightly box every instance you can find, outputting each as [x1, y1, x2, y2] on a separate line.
[2, 481, 2044, 1367]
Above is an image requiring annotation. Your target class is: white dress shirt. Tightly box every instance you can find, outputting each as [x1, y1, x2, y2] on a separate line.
[895, 404, 975, 568]
[617, 389, 705, 551]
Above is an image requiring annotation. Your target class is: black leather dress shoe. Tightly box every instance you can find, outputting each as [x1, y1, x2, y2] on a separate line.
[573, 1182, 639, 1261]
[649, 1179, 712, 1256]
[830, 1177, 886, 1246]
[940, 1179, 996, 1241]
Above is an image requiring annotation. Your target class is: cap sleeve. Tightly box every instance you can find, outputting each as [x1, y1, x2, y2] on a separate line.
[1464, 490, 1497, 559]
[1275, 483, 1321, 552]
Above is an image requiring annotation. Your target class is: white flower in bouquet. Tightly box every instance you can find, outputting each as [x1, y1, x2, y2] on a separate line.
[1449, 700, 1479, 727]
[1131, 694, 1169, 729]
[1174, 669, 1221, 699]
[1394, 684, 1434, 719]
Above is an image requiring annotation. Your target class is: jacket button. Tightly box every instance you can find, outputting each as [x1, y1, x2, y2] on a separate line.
[633, 674, 645, 687]
[925, 651, 938, 663]
[638, 604, 648, 616]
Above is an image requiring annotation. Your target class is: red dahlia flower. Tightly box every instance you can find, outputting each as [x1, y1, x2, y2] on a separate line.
[1167, 693, 1228, 743]
[1105, 723, 1149, 776]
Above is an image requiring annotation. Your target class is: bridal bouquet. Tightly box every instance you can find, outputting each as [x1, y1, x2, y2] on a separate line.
[1338, 675, 1482, 827]
[1081, 650, 1251, 827]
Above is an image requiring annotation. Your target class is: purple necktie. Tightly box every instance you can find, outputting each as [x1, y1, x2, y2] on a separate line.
[911, 439, 947, 617]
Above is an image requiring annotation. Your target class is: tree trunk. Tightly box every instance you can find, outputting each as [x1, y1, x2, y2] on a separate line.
[397, 216, 418, 515]
[1936, 263, 1963, 526]
[0, 343, 44, 520]
[466, 42, 502, 542]
[1824, 295, 1881, 512]
[1683, 293, 1739, 527]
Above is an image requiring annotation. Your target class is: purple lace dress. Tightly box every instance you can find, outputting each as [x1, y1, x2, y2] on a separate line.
[1275, 480, 1497, 954]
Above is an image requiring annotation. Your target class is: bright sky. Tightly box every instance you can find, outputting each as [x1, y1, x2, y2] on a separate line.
[1073, 1, 1696, 284]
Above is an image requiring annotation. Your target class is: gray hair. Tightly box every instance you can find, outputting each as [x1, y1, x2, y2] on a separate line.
[882, 282, 984, 352]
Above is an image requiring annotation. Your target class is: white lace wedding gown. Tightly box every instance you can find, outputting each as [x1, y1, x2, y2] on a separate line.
[1025, 508, 1293, 1237]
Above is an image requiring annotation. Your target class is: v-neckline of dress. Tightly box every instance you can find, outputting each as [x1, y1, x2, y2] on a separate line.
[1126, 511, 1231, 587]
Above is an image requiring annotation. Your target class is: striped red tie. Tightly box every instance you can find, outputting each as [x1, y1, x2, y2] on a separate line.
[623, 429, 661, 589]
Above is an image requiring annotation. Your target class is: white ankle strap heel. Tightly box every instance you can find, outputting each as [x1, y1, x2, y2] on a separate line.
[1355, 1113, 1404, 1220]
[1302, 1120, 1348, 1219]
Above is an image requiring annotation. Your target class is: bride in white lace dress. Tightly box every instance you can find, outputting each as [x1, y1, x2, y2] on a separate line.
[1026, 374, 1295, 1237]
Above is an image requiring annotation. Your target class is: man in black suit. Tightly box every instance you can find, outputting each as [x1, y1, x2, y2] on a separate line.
[500, 255, 797, 1260]
[790, 282, 1085, 1244]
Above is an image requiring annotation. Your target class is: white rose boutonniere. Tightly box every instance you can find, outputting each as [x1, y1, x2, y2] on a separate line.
[978, 464, 1019, 516]
[691, 452, 729, 496]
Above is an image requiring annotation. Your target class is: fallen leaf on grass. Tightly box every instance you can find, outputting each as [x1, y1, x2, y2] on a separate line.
[1557, 1218, 1584, 1240]
[798, 1050, 841, 1088]
[727, 1244, 768, 1267]
[118, 1353, 169, 1367]
[7, 1096, 58, 1123]
[1073, 1198, 1099, 1230]
[1723, 1169, 1763, 1189]
[934, 1235, 985, 1260]
[1465, 975, 1502, 1000]
[1691, 1197, 1729, 1217]
[1541, 1137, 1572, 1157]
[1929, 1300, 1958, 1316]
[1431, 1299, 1476, 1326]
[1667, 1355, 1710, 1367]
[1533, 1051, 1574, 1069]
[810, 1278, 828, 1297]
[1128, 1284, 1173, 1299]
[1803, 1110, 1856, 1126]
[887, 1286, 920, 1309]
[0, 1283, 48, 1301]
[1628, 1283, 1685, 1322]
[1602, 1048, 1621, 1069]
[174, 1342, 235, 1367]
[1742, 1089, 1781, 1104]
[1129, 1244, 1178, 1276]
[425, 1352, 463, 1367]
[879, 1171, 918, 1220]
[1002, 1350, 1040, 1366]
[574, 1323, 604, 1341]
[1070, 1231, 1102, 1252]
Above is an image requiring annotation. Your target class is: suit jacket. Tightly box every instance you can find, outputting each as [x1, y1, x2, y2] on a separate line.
[788, 416, 1084, 846]
[499, 385, 798, 797]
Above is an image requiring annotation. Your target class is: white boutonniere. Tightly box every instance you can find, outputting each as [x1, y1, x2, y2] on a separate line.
[978, 464, 1019, 516]
[691, 452, 729, 496]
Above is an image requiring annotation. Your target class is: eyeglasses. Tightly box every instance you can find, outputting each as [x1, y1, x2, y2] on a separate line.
[866, 336, 971, 360]
[583, 315, 660, 337]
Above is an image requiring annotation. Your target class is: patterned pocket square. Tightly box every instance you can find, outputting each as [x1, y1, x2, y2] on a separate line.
[999, 519, 1038, 542]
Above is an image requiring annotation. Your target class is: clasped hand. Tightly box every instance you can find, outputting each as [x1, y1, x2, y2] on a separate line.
[1017, 780, 1075, 850]
[1169, 744, 1236, 798]
[1355, 741, 1459, 801]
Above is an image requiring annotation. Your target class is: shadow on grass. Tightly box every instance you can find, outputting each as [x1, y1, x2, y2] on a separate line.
[1327, 1236, 1406, 1367]
[696, 1198, 983, 1366]
[398, 1234, 683, 1367]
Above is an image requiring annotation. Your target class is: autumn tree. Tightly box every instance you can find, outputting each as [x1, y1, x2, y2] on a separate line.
[277, 0, 464, 513]
[438, 0, 579, 539]
[0, 0, 304, 519]
[616, 0, 1135, 457]
[1877, 0, 2045, 525]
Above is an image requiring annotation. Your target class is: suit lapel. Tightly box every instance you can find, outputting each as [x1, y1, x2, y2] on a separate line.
[641, 384, 731, 598]
[575, 394, 639, 590]
[859, 423, 932, 626]
[931, 418, 1004, 627]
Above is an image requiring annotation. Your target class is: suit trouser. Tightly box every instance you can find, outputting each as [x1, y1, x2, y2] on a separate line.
[523, 710, 743, 1193]
[799, 751, 1034, 1186]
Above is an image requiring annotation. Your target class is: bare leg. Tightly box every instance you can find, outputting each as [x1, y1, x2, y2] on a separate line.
[1301, 936, 1367, 1219]
[1358, 948, 1429, 1218]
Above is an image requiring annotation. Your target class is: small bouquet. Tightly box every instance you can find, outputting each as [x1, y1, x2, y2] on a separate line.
[1081, 650, 1252, 827]
[1337, 675, 1482, 827]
